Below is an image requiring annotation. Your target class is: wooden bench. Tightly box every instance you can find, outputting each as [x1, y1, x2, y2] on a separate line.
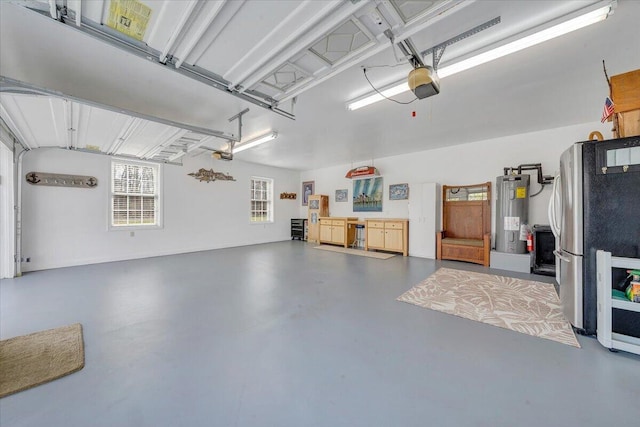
[436, 182, 491, 266]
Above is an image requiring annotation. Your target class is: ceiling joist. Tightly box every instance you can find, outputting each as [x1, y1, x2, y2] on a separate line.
[23, 3, 296, 120]
[0, 76, 237, 142]
[0, 76, 258, 163]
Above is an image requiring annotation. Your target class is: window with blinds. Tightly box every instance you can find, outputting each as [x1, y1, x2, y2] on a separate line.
[250, 177, 273, 223]
[111, 161, 160, 227]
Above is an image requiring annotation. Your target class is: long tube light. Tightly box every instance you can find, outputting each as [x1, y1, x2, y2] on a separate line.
[347, 2, 614, 111]
[233, 131, 278, 154]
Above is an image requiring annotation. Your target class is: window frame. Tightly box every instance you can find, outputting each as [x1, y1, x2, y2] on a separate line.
[109, 159, 162, 230]
[250, 176, 274, 224]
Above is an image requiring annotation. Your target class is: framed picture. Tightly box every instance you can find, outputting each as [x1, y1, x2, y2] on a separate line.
[302, 181, 314, 206]
[389, 183, 409, 200]
[353, 177, 383, 212]
[335, 189, 348, 202]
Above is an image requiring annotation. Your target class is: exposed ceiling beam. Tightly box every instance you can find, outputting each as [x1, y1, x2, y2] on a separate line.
[224, 0, 343, 85]
[77, 103, 91, 150]
[186, 135, 215, 154]
[167, 148, 188, 163]
[277, 0, 472, 103]
[0, 103, 31, 150]
[231, 0, 370, 93]
[139, 128, 189, 159]
[178, 0, 244, 67]
[143, 0, 169, 44]
[107, 117, 143, 155]
[0, 95, 38, 149]
[0, 76, 238, 141]
[159, 0, 199, 64]
[56, 146, 183, 166]
[47, 98, 64, 146]
[18, 5, 295, 120]
[174, 0, 227, 69]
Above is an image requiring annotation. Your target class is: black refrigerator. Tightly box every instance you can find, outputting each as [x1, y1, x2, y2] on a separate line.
[549, 136, 640, 335]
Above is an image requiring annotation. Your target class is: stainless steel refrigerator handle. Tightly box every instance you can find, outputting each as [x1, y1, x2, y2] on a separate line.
[553, 249, 570, 263]
[548, 174, 561, 238]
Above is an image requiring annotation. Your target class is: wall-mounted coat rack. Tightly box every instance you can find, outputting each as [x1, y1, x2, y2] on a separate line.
[25, 172, 97, 188]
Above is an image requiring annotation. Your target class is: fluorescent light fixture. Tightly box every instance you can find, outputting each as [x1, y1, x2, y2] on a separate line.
[348, 82, 410, 111]
[233, 131, 278, 153]
[347, 2, 613, 111]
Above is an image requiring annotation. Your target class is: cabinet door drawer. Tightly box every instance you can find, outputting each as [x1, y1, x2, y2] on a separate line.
[367, 228, 385, 247]
[384, 221, 404, 230]
[332, 220, 345, 226]
[319, 219, 332, 225]
[367, 221, 385, 228]
[442, 244, 482, 261]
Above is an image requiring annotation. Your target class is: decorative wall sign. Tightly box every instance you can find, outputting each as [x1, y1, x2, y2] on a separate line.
[345, 166, 380, 179]
[389, 183, 409, 200]
[353, 177, 383, 212]
[280, 192, 297, 199]
[302, 181, 314, 206]
[25, 172, 97, 188]
[335, 189, 348, 202]
[188, 168, 235, 183]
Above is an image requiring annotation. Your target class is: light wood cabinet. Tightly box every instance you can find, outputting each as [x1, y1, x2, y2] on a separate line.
[307, 195, 329, 243]
[367, 227, 385, 248]
[319, 219, 333, 242]
[319, 217, 357, 247]
[384, 228, 404, 252]
[365, 219, 409, 256]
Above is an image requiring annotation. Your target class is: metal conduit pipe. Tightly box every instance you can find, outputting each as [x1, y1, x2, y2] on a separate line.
[15, 147, 28, 277]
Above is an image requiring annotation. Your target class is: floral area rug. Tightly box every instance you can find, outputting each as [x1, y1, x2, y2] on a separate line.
[397, 268, 579, 347]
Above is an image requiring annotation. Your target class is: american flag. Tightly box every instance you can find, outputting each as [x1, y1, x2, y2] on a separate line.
[601, 97, 615, 123]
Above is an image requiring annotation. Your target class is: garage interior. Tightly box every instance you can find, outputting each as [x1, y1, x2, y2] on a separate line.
[1, 1, 639, 426]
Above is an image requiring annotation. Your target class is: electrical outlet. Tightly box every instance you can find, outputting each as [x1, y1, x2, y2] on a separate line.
[130, 231, 135, 237]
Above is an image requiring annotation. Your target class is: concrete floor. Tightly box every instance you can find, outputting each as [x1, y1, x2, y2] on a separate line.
[1, 241, 639, 427]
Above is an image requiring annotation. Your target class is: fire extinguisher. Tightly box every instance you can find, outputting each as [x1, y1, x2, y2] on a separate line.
[526, 232, 533, 252]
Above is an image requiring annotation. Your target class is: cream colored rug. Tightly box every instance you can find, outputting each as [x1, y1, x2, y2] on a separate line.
[314, 245, 396, 259]
[397, 268, 580, 348]
[0, 323, 85, 398]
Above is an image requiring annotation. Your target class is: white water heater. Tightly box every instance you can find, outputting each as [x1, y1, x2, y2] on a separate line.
[495, 174, 530, 254]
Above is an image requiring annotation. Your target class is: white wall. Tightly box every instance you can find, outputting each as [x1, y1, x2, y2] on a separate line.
[300, 121, 611, 246]
[18, 120, 613, 270]
[20, 148, 300, 271]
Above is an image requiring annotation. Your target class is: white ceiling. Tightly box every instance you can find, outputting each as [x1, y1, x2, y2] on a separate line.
[1, 0, 639, 170]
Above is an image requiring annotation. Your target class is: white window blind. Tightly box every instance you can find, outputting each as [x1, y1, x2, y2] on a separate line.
[111, 161, 160, 227]
[250, 177, 273, 223]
